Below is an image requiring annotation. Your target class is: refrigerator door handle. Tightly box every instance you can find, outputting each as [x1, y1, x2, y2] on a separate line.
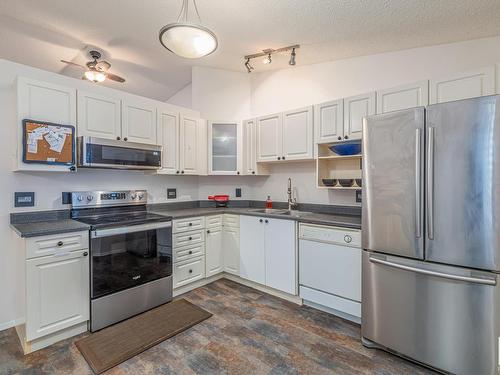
[426, 126, 435, 240]
[369, 256, 496, 286]
[415, 128, 422, 238]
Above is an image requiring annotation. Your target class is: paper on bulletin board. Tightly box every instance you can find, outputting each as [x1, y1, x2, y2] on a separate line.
[23, 120, 74, 165]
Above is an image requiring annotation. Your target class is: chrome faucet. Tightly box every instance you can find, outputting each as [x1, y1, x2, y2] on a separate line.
[287, 177, 298, 211]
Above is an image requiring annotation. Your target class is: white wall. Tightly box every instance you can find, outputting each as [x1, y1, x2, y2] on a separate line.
[0, 59, 200, 329]
[167, 83, 192, 108]
[192, 66, 251, 120]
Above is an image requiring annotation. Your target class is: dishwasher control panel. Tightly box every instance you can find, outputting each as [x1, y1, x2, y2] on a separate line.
[299, 223, 361, 247]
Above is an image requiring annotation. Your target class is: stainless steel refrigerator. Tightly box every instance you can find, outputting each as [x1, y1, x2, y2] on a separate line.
[362, 95, 500, 375]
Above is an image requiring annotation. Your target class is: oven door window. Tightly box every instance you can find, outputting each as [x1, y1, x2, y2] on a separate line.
[91, 227, 172, 299]
[86, 143, 161, 167]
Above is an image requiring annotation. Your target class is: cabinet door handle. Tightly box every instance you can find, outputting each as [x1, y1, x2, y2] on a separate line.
[259, 219, 263, 223]
[237, 171, 240, 175]
[124, 137, 128, 141]
[181, 170, 185, 174]
[252, 171, 255, 175]
[337, 136, 342, 140]
[176, 170, 180, 174]
[344, 135, 349, 140]
[57, 241, 64, 247]
[264, 219, 269, 224]
[189, 269, 193, 274]
[207, 230, 211, 234]
[344, 235, 352, 243]
[188, 222, 193, 226]
[282, 156, 285, 160]
[116, 136, 121, 140]
[83, 252, 88, 257]
[188, 250, 193, 254]
[188, 236, 192, 240]
[277, 157, 281, 160]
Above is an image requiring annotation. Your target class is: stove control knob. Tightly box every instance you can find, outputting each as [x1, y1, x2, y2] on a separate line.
[131, 194, 137, 200]
[77, 195, 84, 202]
[86, 195, 94, 202]
[138, 194, 144, 200]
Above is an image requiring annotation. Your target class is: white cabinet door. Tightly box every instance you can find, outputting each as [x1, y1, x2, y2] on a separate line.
[376, 81, 429, 114]
[429, 66, 495, 104]
[205, 226, 223, 276]
[157, 109, 179, 174]
[121, 98, 157, 145]
[179, 115, 199, 175]
[26, 250, 89, 341]
[314, 99, 344, 143]
[223, 226, 240, 275]
[77, 90, 121, 139]
[208, 121, 241, 175]
[243, 118, 256, 175]
[282, 106, 314, 160]
[16, 77, 77, 172]
[264, 219, 297, 295]
[239, 216, 265, 284]
[256, 113, 283, 162]
[343, 92, 376, 140]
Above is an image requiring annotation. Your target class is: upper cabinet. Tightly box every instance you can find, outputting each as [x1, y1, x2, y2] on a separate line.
[256, 113, 283, 162]
[256, 106, 314, 162]
[314, 99, 344, 143]
[282, 106, 314, 161]
[429, 66, 495, 104]
[208, 121, 242, 175]
[242, 118, 269, 175]
[121, 98, 157, 145]
[376, 81, 429, 114]
[343, 92, 376, 141]
[179, 115, 207, 175]
[16, 77, 77, 172]
[157, 108, 179, 175]
[77, 90, 121, 140]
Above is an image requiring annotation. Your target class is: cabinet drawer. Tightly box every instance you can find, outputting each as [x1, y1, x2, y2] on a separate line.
[26, 231, 89, 260]
[223, 214, 239, 228]
[173, 256, 205, 288]
[173, 230, 204, 248]
[299, 223, 361, 247]
[174, 242, 205, 263]
[206, 215, 223, 228]
[173, 217, 205, 233]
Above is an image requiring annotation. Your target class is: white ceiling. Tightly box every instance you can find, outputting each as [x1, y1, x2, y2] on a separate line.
[1, 0, 500, 101]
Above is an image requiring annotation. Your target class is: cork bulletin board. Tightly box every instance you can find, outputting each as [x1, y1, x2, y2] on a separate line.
[22, 119, 75, 165]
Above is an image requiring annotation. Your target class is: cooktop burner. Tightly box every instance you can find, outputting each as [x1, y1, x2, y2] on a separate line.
[73, 211, 170, 229]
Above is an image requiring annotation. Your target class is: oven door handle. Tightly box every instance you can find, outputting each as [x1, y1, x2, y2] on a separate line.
[91, 221, 172, 238]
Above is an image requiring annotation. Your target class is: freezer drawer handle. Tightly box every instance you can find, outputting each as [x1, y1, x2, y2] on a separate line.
[369, 256, 496, 286]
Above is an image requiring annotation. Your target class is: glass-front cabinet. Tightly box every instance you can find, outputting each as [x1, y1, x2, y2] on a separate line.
[208, 121, 242, 175]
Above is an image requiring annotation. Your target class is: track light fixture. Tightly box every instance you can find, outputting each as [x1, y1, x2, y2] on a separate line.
[244, 58, 254, 73]
[243, 44, 299, 73]
[289, 48, 296, 66]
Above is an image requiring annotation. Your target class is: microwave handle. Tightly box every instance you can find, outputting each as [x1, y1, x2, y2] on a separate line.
[91, 221, 172, 238]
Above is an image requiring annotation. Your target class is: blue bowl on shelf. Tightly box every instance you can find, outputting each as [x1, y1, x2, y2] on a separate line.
[329, 141, 361, 156]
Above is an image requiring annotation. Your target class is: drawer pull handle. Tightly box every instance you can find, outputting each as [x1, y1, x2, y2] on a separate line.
[344, 235, 352, 243]
[189, 269, 193, 274]
[188, 236, 192, 240]
[259, 219, 263, 223]
[83, 252, 88, 257]
[189, 222, 193, 226]
[264, 219, 269, 224]
[207, 230, 210, 234]
[57, 241, 64, 247]
[189, 250, 193, 254]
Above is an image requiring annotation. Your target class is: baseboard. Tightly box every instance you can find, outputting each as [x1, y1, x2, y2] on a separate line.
[173, 273, 225, 297]
[0, 317, 24, 332]
[304, 300, 361, 324]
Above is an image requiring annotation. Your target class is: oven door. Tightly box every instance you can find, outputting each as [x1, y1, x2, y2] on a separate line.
[90, 222, 172, 299]
[78, 136, 161, 170]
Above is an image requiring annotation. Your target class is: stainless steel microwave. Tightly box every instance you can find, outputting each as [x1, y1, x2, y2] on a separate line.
[77, 136, 162, 170]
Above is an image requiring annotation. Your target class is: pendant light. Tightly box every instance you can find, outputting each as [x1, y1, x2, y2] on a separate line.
[159, 0, 218, 59]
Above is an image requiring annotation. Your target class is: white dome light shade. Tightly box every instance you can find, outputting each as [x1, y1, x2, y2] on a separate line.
[159, 23, 217, 58]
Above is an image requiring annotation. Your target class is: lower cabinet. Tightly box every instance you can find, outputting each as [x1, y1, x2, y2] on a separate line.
[239, 216, 297, 295]
[205, 226, 224, 276]
[173, 256, 206, 288]
[26, 249, 89, 341]
[223, 226, 240, 275]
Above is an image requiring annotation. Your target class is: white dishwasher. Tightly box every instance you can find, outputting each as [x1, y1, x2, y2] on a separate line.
[299, 223, 362, 322]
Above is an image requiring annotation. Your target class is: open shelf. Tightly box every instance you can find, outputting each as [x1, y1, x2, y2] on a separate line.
[318, 154, 362, 160]
[316, 141, 362, 189]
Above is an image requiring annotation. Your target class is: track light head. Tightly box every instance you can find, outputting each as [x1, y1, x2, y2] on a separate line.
[263, 53, 272, 65]
[244, 58, 254, 73]
[289, 48, 296, 66]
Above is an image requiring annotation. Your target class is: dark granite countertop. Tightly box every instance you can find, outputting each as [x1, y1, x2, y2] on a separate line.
[10, 201, 361, 238]
[148, 207, 361, 230]
[10, 219, 91, 238]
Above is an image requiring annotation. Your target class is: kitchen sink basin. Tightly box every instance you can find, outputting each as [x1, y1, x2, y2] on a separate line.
[250, 208, 290, 214]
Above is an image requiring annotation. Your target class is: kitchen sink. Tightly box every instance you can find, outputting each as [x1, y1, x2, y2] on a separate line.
[250, 208, 290, 214]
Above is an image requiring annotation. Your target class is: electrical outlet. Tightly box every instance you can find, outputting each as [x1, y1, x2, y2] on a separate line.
[15, 192, 35, 207]
[167, 188, 177, 199]
[235, 188, 242, 198]
[356, 190, 362, 203]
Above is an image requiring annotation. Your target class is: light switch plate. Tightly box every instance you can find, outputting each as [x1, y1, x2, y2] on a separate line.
[15, 192, 35, 207]
[167, 188, 177, 199]
[236, 188, 242, 198]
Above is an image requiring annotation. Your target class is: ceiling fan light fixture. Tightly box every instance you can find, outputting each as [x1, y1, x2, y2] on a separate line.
[159, 0, 218, 59]
[289, 48, 296, 66]
[84, 70, 106, 83]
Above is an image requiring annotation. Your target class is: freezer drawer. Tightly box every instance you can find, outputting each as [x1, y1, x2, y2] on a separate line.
[362, 251, 499, 375]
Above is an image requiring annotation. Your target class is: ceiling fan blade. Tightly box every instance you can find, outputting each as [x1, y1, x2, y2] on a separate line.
[60, 60, 86, 70]
[105, 72, 126, 83]
[95, 60, 111, 72]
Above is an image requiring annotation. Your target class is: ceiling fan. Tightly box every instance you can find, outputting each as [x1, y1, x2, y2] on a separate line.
[61, 50, 125, 83]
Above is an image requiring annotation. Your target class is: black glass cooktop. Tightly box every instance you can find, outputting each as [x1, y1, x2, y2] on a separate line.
[72, 207, 171, 229]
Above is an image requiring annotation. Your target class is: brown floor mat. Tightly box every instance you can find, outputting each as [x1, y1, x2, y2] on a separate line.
[76, 299, 212, 374]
